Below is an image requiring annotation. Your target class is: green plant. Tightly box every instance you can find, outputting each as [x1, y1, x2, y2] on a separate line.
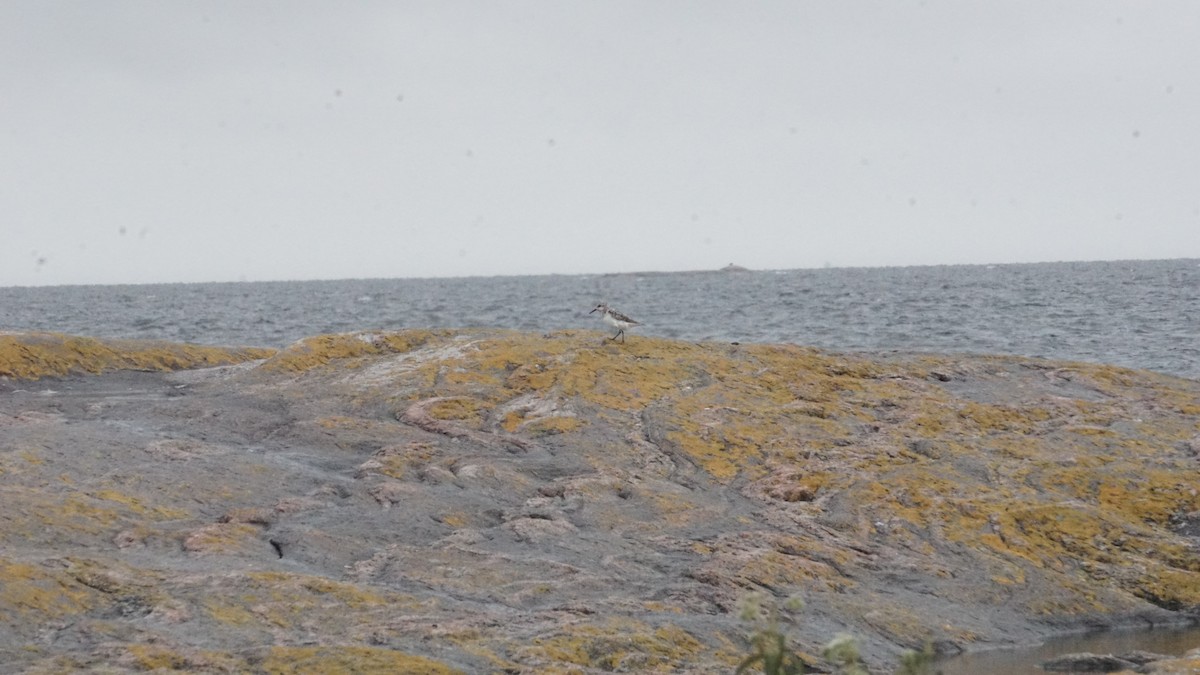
[735, 593, 808, 675]
[734, 593, 939, 675]
[822, 634, 868, 675]
[895, 642, 936, 675]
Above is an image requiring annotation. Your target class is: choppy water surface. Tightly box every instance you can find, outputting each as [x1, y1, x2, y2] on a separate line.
[2, 258, 1196, 379]
[2, 259, 1199, 666]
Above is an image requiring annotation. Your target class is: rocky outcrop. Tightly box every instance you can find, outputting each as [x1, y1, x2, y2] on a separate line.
[1141, 647, 1200, 673]
[1, 329, 1198, 672]
[1040, 651, 1145, 672]
[1040, 648, 1200, 673]
[0, 331, 275, 379]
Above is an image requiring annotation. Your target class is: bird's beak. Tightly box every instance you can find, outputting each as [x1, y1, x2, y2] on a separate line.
[589, 307, 598, 314]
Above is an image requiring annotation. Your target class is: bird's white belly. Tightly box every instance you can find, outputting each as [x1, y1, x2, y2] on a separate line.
[603, 313, 630, 329]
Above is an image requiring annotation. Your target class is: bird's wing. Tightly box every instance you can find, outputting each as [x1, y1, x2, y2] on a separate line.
[611, 310, 640, 325]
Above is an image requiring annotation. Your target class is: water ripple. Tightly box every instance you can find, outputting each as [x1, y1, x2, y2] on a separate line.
[0, 259, 1196, 380]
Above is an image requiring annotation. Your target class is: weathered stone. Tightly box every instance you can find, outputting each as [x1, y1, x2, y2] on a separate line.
[1117, 649, 1171, 665]
[2, 329, 1200, 673]
[1039, 651, 1136, 672]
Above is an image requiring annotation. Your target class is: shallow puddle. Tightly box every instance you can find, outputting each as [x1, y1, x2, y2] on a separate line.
[935, 624, 1200, 675]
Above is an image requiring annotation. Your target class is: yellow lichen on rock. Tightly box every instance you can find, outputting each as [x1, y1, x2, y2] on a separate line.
[259, 645, 463, 674]
[124, 644, 190, 671]
[252, 571, 394, 609]
[519, 618, 707, 672]
[0, 557, 99, 619]
[0, 332, 274, 380]
[5, 328, 1200, 672]
[197, 570, 427, 635]
[181, 523, 261, 555]
[260, 330, 439, 373]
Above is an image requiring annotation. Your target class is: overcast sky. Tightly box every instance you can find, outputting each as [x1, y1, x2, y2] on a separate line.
[2, 2, 1198, 286]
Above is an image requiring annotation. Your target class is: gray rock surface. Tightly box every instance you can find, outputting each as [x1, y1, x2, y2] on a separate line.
[2, 329, 1199, 673]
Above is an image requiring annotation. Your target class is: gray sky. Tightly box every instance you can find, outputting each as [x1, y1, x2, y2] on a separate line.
[3, 2, 1198, 286]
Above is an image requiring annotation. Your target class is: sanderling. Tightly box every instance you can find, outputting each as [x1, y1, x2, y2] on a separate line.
[589, 302, 641, 343]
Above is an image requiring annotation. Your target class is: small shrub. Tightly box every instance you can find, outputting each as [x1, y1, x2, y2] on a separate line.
[822, 634, 867, 675]
[734, 593, 939, 675]
[735, 593, 808, 675]
[895, 643, 936, 675]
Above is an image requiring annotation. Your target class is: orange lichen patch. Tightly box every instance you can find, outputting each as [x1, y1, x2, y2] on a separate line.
[438, 512, 470, 528]
[499, 410, 524, 432]
[259, 645, 463, 675]
[356, 441, 442, 480]
[985, 557, 1028, 586]
[948, 495, 1200, 607]
[0, 332, 274, 380]
[505, 361, 558, 391]
[93, 489, 189, 520]
[809, 393, 1200, 608]
[311, 330, 895, 488]
[665, 432, 739, 483]
[260, 330, 439, 373]
[519, 618, 707, 672]
[1, 488, 181, 539]
[754, 468, 833, 504]
[61, 557, 165, 599]
[957, 402, 1053, 434]
[444, 639, 525, 674]
[200, 598, 259, 626]
[6, 327, 1200, 669]
[245, 571, 423, 610]
[1002, 503, 1122, 557]
[426, 397, 487, 423]
[200, 571, 427, 634]
[219, 507, 275, 526]
[359, 455, 409, 479]
[850, 471, 973, 529]
[1078, 363, 1145, 392]
[181, 523, 260, 555]
[687, 532, 859, 597]
[642, 357, 871, 482]
[502, 414, 584, 436]
[854, 601, 940, 648]
[1095, 473, 1199, 525]
[1033, 462, 1200, 526]
[124, 644, 187, 670]
[1125, 564, 1200, 609]
[664, 400, 832, 484]
[733, 548, 848, 592]
[368, 330, 1200, 609]
[635, 487, 722, 530]
[528, 415, 586, 435]
[554, 348, 696, 412]
[364, 333, 861, 484]
[0, 557, 100, 619]
[773, 533, 858, 569]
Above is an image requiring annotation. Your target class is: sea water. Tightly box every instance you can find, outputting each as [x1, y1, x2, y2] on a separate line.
[1, 258, 1197, 380]
[3, 259, 1199, 667]
[936, 623, 1200, 674]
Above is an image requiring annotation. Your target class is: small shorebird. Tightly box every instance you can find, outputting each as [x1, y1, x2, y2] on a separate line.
[589, 302, 641, 343]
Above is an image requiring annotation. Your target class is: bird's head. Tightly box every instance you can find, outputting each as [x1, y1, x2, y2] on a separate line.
[589, 302, 608, 314]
